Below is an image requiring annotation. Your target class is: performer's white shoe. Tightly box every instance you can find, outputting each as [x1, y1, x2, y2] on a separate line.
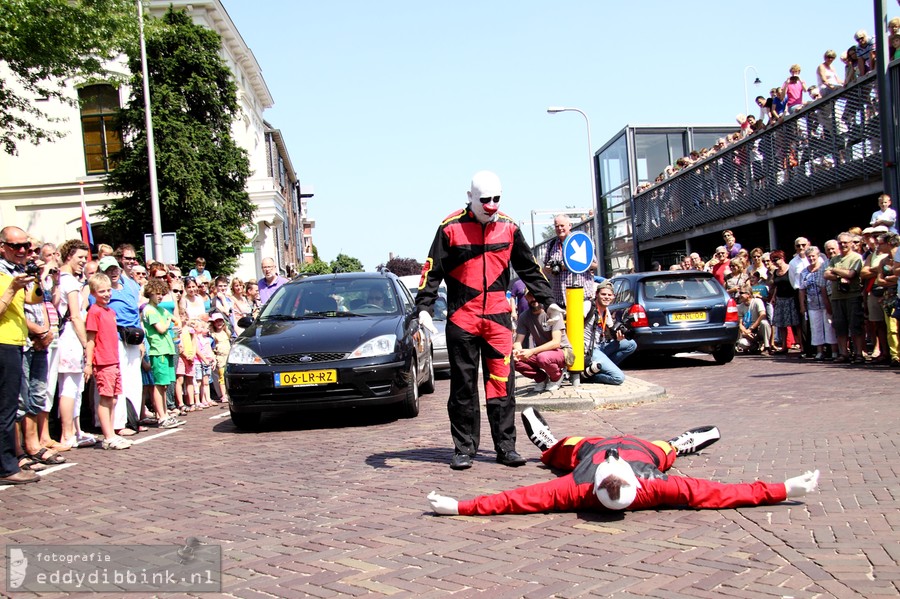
[521, 407, 557, 452]
[668, 425, 720, 456]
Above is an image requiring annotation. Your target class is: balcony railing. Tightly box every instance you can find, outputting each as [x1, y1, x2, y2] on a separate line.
[633, 70, 883, 243]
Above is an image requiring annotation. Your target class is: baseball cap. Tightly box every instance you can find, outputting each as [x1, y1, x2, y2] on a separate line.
[98, 256, 120, 271]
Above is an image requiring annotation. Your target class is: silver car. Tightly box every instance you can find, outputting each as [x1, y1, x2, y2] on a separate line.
[431, 296, 449, 373]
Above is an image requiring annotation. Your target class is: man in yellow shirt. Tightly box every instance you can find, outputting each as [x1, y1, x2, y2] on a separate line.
[0, 227, 42, 484]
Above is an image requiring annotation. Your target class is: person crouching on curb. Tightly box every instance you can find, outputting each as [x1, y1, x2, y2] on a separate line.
[513, 291, 572, 394]
[84, 273, 130, 450]
[427, 408, 819, 515]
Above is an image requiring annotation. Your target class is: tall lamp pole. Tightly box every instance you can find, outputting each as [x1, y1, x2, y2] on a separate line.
[874, 0, 900, 212]
[137, 0, 163, 262]
[743, 65, 762, 117]
[546, 106, 603, 274]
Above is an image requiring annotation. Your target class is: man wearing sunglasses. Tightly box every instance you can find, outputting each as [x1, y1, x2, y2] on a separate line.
[416, 171, 563, 471]
[0, 227, 44, 484]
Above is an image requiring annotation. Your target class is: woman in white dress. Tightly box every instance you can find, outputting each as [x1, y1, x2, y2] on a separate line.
[55, 239, 94, 448]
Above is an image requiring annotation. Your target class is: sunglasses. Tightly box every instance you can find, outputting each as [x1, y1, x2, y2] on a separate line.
[3, 242, 30, 251]
[478, 196, 500, 205]
[172, 289, 184, 294]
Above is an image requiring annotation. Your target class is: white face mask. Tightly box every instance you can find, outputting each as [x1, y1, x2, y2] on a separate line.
[467, 170, 502, 224]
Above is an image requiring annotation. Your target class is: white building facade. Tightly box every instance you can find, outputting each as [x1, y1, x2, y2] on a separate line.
[0, 0, 311, 283]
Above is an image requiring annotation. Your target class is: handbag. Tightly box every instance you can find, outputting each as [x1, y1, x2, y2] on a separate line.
[118, 326, 145, 346]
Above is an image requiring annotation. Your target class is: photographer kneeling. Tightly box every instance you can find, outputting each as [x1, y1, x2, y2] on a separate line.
[582, 282, 636, 385]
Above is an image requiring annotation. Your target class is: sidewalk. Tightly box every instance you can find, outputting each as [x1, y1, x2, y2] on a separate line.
[514, 370, 666, 411]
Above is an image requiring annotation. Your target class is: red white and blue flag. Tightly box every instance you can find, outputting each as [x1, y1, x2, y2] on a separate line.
[79, 183, 94, 247]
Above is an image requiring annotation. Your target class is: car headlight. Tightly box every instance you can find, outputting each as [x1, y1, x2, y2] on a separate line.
[228, 344, 267, 365]
[349, 334, 397, 358]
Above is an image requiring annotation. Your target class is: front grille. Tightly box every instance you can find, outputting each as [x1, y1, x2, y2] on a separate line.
[267, 352, 347, 365]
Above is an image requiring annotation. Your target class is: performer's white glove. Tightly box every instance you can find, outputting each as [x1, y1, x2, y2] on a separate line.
[784, 469, 820, 498]
[427, 491, 459, 515]
[546, 303, 565, 326]
[419, 311, 438, 334]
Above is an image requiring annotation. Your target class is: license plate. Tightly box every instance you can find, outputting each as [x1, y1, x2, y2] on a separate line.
[275, 370, 337, 387]
[670, 311, 706, 322]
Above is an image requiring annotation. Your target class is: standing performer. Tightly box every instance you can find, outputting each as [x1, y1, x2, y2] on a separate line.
[416, 171, 562, 470]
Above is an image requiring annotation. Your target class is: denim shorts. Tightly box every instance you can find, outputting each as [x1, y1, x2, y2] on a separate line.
[19, 348, 49, 418]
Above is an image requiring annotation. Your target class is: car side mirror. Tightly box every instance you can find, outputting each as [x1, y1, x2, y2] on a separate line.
[237, 316, 253, 329]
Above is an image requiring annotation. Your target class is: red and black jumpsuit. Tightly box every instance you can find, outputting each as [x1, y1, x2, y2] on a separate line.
[458, 435, 788, 515]
[415, 206, 554, 457]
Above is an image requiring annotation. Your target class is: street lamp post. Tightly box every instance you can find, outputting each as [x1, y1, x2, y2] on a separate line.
[137, 0, 163, 262]
[743, 65, 762, 117]
[546, 106, 603, 274]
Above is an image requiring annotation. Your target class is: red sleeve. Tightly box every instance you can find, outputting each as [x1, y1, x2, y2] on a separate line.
[84, 306, 99, 334]
[457, 475, 598, 515]
[632, 476, 788, 510]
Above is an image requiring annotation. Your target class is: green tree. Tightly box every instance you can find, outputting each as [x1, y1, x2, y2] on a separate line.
[0, 0, 136, 155]
[101, 8, 253, 275]
[330, 253, 364, 273]
[298, 259, 331, 275]
[379, 257, 422, 276]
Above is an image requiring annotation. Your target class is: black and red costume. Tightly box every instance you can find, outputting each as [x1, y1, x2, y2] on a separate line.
[458, 435, 788, 515]
[416, 206, 554, 458]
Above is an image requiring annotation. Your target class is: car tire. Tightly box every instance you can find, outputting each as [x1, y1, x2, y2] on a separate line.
[230, 409, 261, 430]
[712, 344, 735, 364]
[419, 351, 435, 395]
[399, 360, 420, 418]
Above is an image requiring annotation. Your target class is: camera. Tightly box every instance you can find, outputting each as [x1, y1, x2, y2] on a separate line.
[24, 260, 40, 277]
[604, 321, 632, 342]
[546, 258, 564, 275]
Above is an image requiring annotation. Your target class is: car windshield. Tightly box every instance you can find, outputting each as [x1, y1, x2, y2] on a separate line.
[260, 278, 401, 319]
[642, 276, 721, 300]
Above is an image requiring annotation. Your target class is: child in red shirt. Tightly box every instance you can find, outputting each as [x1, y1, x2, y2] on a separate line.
[85, 273, 130, 450]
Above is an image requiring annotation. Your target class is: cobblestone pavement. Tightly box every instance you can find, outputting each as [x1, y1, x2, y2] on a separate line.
[0, 352, 898, 598]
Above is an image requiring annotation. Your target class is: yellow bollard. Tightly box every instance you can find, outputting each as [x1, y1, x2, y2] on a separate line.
[566, 287, 584, 374]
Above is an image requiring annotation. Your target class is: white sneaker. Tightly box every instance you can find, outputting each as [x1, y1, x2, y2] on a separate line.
[544, 376, 563, 393]
[531, 380, 547, 393]
[668, 425, 720, 456]
[521, 407, 558, 452]
[101, 436, 132, 450]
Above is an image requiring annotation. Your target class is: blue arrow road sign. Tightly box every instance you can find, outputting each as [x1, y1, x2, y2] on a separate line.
[562, 231, 594, 274]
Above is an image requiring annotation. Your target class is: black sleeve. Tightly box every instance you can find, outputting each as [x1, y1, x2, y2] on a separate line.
[414, 225, 447, 315]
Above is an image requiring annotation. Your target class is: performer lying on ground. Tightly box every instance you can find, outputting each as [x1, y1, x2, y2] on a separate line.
[427, 408, 819, 515]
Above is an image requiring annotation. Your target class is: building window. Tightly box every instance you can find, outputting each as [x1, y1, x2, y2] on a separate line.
[78, 84, 122, 174]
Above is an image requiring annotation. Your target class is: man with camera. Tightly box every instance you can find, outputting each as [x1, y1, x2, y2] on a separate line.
[0, 227, 49, 484]
[582, 281, 636, 385]
[543, 215, 597, 309]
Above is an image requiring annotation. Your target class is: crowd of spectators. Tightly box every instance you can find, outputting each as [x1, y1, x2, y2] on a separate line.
[637, 24, 894, 198]
[0, 227, 275, 484]
[661, 197, 900, 367]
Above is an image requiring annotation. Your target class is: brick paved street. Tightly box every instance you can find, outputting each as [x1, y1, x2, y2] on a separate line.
[1, 353, 898, 598]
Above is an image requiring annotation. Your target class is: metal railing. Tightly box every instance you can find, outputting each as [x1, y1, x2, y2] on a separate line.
[633, 70, 882, 243]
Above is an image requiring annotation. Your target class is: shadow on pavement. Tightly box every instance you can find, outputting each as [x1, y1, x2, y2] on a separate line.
[211, 405, 404, 434]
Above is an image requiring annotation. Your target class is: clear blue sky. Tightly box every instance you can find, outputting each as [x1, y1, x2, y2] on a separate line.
[222, 1, 885, 271]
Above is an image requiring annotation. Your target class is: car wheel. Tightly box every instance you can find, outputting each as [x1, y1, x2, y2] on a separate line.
[399, 360, 420, 418]
[230, 409, 261, 430]
[712, 344, 735, 364]
[419, 351, 436, 395]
